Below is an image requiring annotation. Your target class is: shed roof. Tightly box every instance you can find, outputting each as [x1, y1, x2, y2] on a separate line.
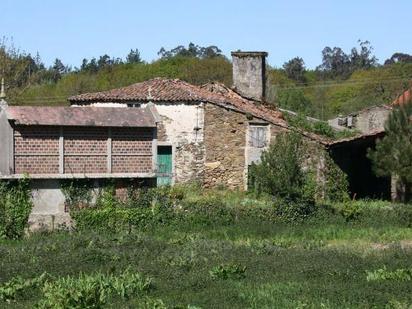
[6, 106, 157, 127]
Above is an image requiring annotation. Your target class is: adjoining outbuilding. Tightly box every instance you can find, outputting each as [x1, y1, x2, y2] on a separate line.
[0, 98, 159, 229]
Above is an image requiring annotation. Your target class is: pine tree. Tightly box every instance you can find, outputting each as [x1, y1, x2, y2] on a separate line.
[367, 101, 412, 202]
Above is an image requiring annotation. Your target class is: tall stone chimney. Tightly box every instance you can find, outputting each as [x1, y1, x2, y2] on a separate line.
[231, 51, 268, 101]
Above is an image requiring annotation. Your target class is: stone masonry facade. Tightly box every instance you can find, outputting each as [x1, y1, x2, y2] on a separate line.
[203, 103, 247, 189]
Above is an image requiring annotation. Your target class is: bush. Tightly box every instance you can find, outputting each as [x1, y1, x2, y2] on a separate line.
[249, 132, 308, 201]
[0, 178, 33, 239]
[366, 266, 412, 282]
[0, 273, 49, 303]
[248, 132, 321, 222]
[274, 197, 317, 223]
[179, 195, 234, 226]
[209, 264, 246, 280]
[37, 269, 152, 308]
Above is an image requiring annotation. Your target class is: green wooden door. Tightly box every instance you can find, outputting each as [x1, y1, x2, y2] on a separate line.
[157, 146, 172, 186]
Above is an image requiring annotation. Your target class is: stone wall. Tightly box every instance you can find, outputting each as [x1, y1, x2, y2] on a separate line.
[356, 106, 390, 134]
[231, 52, 267, 101]
[203, 103, 247, 189]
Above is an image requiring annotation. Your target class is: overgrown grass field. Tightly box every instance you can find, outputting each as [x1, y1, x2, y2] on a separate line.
[1, 188, 412, 308]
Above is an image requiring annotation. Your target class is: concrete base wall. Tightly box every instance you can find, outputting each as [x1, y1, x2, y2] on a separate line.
[28, 179, 71, 231]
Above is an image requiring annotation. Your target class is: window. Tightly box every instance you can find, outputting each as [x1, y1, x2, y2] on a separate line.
[127, 103, 141, 108]
[249, 125, 267, 148]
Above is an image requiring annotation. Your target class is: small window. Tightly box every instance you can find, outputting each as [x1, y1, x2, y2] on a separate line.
[249, 126, 267, 148]
[127, 103, 141, 108]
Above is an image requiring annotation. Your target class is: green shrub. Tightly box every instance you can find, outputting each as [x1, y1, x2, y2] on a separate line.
[60, 179, 93, 210]
[0, 178, 33, 239]
[249, 132, 309, 201]
[37, 269, 152, 308]
[0, 273, 50, 303]
[322, 153, 350, 202]
[179, 195, 234, 226]
[274, 197, 317, 223]
[366, 266, 412, 282]
[209, 264, 246, 280]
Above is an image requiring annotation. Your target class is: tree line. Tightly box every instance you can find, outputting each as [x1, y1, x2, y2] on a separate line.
[2, 39, 412, 119]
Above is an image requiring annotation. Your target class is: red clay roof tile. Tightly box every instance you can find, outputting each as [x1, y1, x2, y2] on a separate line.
[6, 106, 156, 127]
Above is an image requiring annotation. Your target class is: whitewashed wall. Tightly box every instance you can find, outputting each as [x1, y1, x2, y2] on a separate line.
[81, 102, 205, 183]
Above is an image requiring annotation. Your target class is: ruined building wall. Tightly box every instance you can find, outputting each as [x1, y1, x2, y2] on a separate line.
[355, 106, 390, 134]
[203, 103, 247, 189]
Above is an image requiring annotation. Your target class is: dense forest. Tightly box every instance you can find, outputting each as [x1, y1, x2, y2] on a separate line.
[1, 40, 412, 120]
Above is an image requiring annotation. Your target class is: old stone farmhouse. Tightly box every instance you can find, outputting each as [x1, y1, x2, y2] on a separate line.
[0, 51, 331, 229]
[69, 51, 327, 189]
[3, 50, 405, 228]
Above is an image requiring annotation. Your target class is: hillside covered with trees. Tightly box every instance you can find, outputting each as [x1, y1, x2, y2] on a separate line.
[1, 40, 412, 120]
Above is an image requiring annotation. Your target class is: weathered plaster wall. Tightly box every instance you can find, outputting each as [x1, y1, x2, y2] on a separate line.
[28, 179, 71, 231]
[232, 52, 266, 101]
[328, 106, 390, 134]
[85, 102, 205, 184]
[204, 103, 247, 189]
[356, 106, 390, 134]
[0, 106, 13, 175]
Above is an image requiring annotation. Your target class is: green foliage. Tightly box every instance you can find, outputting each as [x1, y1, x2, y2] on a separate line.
[274, 197, 317, 223]
[250, 132, 307, 200]
[368, 102, 412, 202]
[322, 152, 350, 202]
[2, 197, 412, 307]
[284, 113, 355, 139]
[283, 57, 306, 83]
[366, 266, 412, 282]
[249, 132, 321, 222]
[37, 269, 152, 308]
[0, 178, 33, 239]
[209, 264, 246, 280]
[0, 273, 49, 303]
[60, 179, 93, 210]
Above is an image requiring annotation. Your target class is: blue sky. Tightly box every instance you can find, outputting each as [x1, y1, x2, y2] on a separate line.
[1, 0, 411, 69]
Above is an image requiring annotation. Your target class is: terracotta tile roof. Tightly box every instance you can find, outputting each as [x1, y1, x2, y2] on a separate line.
[69, 78, 287, 124]
[200, 82, 287, 126]
[393, 88, 412, 106]
[68, 78, 329, 144]
[6, 106, 156, 127]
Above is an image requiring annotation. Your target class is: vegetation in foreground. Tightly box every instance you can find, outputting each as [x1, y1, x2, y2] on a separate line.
[1, 186, 412, 308]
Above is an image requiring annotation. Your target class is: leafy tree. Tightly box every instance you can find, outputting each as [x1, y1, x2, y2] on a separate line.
[349, 40, 378, 71]
[126, 48, 142, 64]
[367, 102, 412, 202]
[283, 57, 306, 83]
[317, 40, 377, 79]
[276, 88, 311, 114]
[317, 46, 351, 79]
[385, 53, 412, 65]
[50, 58, 67, 82]
[158, 42, 222, 59]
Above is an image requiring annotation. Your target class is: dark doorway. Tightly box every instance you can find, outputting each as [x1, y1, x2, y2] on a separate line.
[329, 135, 391, 200]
